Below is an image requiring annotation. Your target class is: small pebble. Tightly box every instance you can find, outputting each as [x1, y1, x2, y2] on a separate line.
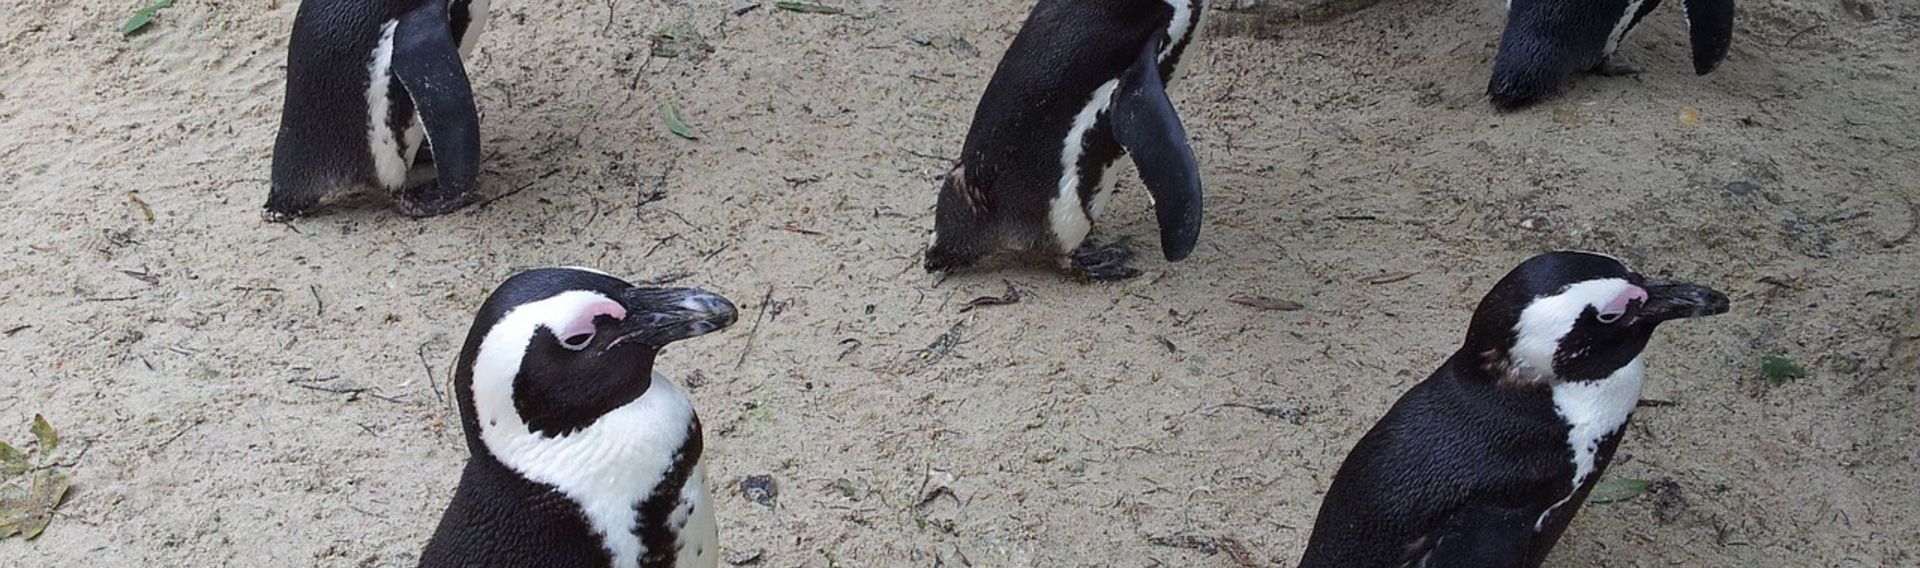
[739, 474, 778, 507]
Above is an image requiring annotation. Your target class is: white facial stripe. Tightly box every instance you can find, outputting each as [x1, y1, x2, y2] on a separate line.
[472, 291, 625, 430]
[1511, 278, 1641, 379]
[1604, 0, 1649, 56]
[1537, 356, 1646, 530]
[1049, 79, 1120, 253]
[470, 292, 702, 566]
[366, 21, 407, 189]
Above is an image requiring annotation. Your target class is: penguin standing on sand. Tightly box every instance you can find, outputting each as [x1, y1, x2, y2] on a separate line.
[1298, 251, 1730, 567]
[1489, 0, 1735, 110]
[420, 268, 734, 568]
[267, 0, 491, 220]
[925, 0, 1208, 280]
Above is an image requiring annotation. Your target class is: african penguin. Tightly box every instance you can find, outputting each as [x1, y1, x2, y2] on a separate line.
[1489, 0, 1735, 110]
[1297, 251, 1730, 568]
[420, 268, 734, 568]
[924, 0, 1208, 281]
[267, 0, 491, 220]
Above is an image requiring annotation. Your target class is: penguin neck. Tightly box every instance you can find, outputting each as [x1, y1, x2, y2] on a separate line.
[1448, 345, 1647, 409]
[479, 372, 701, 567]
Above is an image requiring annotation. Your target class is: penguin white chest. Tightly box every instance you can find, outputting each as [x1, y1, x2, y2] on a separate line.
[1537, 357, 1645, 530]
[478, 372, 708, 567]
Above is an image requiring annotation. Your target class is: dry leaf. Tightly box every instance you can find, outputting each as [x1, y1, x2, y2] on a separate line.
[1679, 107, 1701, 128]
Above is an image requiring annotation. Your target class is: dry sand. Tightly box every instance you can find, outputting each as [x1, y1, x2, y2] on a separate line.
[1, 0, 1916, 565]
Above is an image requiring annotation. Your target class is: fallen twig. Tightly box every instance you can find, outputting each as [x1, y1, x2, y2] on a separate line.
[958, 280, 1022, 312]
[1228, 295, 1303, 311]
[733, 285, 775, 369]
[1364, 271, 1417, 285]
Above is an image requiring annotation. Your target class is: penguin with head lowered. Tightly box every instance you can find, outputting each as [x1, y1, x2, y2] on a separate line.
[420, 268, 735, 568]
[266, 0, 491, 220]
[1488, 0, 1735, 110]
[925, 0, 1208, 281]
[1297, 251, 1730, 567]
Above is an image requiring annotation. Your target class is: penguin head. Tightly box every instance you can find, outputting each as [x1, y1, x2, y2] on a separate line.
[925, 164, 1001, 273]
[1465, 252, 1729, 382]
[453, 268, 737, 445]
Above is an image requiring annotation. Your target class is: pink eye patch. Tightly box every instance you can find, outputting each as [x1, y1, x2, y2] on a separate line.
[1602, 285, 1648, 315]
[556, 298, 626, 339]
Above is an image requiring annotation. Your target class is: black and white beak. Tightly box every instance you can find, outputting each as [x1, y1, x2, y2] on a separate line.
[1636, 278, 1731, 324]
[606, 288, 738, 349]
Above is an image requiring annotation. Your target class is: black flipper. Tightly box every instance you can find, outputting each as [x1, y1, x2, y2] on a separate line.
[1683, 0, 1735, 75]
[390, 1, 481, 217]
[1109, 34, 1202, 262]
[1422, 504, 1536, 568]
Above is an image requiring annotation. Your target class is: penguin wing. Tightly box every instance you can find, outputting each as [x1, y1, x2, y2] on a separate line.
[1417, 503, 1539, 568]
[1109, 32, 1203, 262]
[391, 1, 481, 194]
[1682, 0, 1735, 75]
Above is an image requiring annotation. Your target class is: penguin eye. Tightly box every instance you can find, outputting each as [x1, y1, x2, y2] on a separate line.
[559, 332, 595, 351]
[1595, 310, 1623, 324]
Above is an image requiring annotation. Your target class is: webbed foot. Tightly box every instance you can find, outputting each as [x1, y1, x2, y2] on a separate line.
[392, 181, 478, 218]
[1590, 54, 1645, 77]
[1068, 241, 1142, 282]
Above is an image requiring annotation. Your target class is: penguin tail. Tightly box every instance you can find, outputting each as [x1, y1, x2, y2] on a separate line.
[1683, 0, 1735, 75]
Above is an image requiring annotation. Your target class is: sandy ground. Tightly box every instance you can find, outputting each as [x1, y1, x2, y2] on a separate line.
[2, 0, 1916, 566]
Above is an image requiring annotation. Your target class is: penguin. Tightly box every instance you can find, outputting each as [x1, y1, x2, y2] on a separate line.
[419, 268, 734, 568]
[924, 0, 1208, 281]
[266, 0, 492, 220]
[1488, 0, 1735, 110]
[1297, 251, 1730, 568]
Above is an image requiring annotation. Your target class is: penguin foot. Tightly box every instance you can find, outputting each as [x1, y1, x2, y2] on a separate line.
[1590, 54, 1645, 77]
[393, 183, 479, 218]
[1067, 242, 1141, 282]
[260, 208, 305, 223]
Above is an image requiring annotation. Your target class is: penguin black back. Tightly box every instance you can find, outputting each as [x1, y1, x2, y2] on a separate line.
[269, 0, 488, 219]
[1489, 0, 1735, 110]
[1299, 252, 1729, 567]
[926, 0, 1206, 279]
[421, 268, 733, 568]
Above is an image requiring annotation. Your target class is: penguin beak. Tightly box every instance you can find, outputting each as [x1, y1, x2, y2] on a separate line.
[606, 287, 739, 349]
[1636, 278, 1731, 324]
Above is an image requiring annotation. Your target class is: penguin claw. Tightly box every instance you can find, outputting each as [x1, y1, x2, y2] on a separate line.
[1590, 54, 1645, 77]
[261, 208, 304, 223]
[1068, 242, 1142, 282]
[393, 184, 479, 218]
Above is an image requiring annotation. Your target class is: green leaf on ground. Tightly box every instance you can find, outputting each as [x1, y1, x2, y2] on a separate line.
[662, 103, 699, 140]
[0, 443, 24, 477]
[1760, 354, 1806, 386]
[29, 415, 55, 454]
[1, 416, 74, 540]
[1587, 477, 1652, 504]
[121, 0, 176, 37]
